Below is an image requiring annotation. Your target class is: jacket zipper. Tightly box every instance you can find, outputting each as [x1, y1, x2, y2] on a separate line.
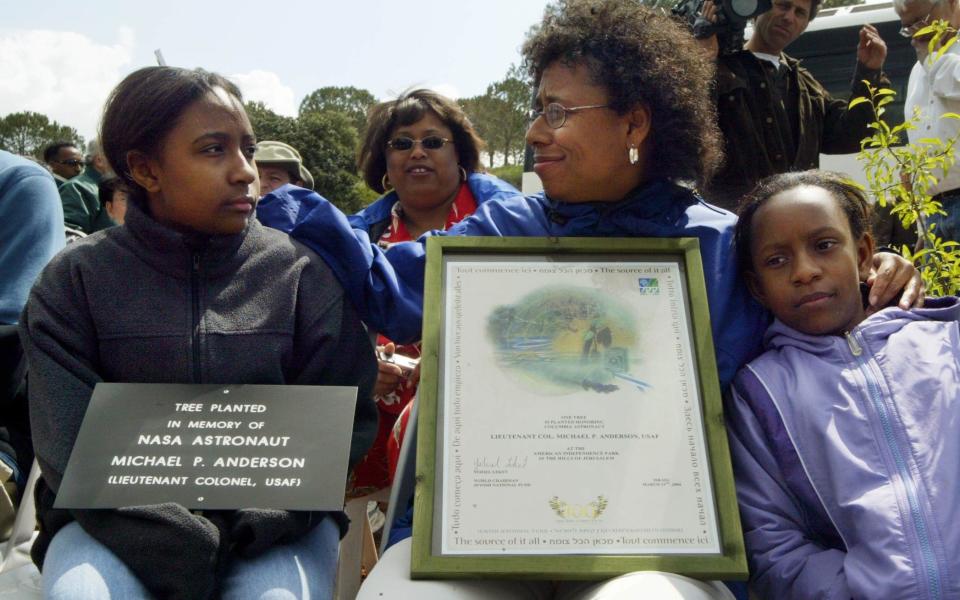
[191, 252, 202, 383]
[844, 331, 943, 600]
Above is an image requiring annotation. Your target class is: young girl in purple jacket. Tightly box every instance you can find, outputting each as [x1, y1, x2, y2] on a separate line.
[728, 170, 960, 600]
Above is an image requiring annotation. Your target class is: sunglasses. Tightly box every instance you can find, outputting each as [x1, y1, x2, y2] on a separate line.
[899, 12, 934, 37]
[54, 159, 84, 167]
[386, 136, 452, 151]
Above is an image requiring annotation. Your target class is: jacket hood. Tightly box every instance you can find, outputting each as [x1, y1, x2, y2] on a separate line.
[763, 296, 960, 353]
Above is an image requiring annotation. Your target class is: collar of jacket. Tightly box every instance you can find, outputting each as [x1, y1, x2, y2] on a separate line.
[121, 197, 256, 280]
[762, 295, 960, 354]
[542, 179, 700, 236]
[81, 165, 104, 185]
[740, 49, 799, 70]
[351, 171, 519, 230]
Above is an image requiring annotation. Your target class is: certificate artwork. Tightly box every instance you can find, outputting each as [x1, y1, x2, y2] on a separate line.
[440, 258, 720, 555]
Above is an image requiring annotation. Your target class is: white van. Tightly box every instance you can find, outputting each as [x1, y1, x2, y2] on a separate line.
[520, 1, 915, 194]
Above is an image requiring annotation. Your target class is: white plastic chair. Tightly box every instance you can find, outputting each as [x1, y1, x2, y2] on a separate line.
[334, 487, 390, 600]
[377, 398, 418, 556]
[0, 460, 42, 597]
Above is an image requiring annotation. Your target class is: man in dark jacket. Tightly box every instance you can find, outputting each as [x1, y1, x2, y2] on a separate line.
[42, 142, 83, 187]
[698, 0, 889, 210]
[59, 139, 116, 234]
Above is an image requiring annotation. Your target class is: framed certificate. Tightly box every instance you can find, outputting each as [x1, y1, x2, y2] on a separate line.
[410, 237, 746, 580]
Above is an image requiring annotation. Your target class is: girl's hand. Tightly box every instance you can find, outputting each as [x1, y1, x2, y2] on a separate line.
[866, 253, 924, 313]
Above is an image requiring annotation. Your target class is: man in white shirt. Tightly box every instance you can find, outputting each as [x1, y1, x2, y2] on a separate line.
[896, 0, 960, 243]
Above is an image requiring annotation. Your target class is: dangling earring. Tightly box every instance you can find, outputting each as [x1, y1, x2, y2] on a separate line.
[458, 166, 468, 182]
[381, 174, 392, 192]
[628, 145, 639, 165]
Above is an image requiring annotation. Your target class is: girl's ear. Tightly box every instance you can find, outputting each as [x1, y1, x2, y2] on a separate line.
[744, 270, 769, 307]
[856, 232, 877, 281]
[127, 150, 161, 194]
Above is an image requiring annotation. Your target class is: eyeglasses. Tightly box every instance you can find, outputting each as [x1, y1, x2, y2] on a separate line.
[386, 136, 451, 151]
[900, 11, 934, 37]
[53, 159, 84, 167]
[529, 102, 611, 129]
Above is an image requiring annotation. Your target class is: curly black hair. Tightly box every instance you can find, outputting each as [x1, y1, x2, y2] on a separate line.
[522, 0, 723, 189]
[735, 170, 873, 275]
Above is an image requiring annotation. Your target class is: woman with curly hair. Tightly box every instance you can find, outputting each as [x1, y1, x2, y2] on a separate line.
[258, 0, 921, 596]
[260, 0, 918, 391]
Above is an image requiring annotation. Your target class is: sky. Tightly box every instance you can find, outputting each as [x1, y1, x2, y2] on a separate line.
[2, 0, 553, 141]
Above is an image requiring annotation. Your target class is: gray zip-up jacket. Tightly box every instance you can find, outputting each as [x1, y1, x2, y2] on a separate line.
[20, 199, 377, 599]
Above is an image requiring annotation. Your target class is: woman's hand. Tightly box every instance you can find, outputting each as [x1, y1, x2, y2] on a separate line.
[866, 252, 924, 313]
[375, 342, 404, 397]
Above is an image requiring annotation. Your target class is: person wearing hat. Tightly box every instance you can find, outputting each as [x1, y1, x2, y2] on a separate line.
[254, 140, 314, 197]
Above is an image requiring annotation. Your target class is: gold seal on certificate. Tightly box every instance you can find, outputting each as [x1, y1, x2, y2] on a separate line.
[411, 237, 747, 580]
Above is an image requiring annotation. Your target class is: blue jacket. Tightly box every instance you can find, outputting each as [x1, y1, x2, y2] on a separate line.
[258, 178, 768, 390]
[0, 150, 65, 325]
[346, 172, 518, 239]
[728, 297, 960, 600]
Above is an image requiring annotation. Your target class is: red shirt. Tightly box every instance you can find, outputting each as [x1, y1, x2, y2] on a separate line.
[348, 183, 478, 496]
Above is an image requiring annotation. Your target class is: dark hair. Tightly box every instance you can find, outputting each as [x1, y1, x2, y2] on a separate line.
[809, 0, 823, 21]
[358, 89, 485, 193]
[735, 170, 873, 274]
[522, 0, 723, 189]
[98, 177, 124, 208]
[100, 66, 243, 208]
[43, 141, 79, 163]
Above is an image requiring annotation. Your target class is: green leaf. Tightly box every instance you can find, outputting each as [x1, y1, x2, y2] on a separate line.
[848, 97, 870, 109]
[936, 35, 958, 60]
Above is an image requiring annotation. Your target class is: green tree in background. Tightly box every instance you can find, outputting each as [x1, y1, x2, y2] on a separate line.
[246, 101, 375, 214]
[299, 86, 377, 135]
[459, 94, 499, 168]
[460, 64, 531, 168]
[0, 111, 84, 158]
[246, 102, 299, 141]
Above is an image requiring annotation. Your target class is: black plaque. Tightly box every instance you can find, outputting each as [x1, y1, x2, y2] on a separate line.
[54, 383, 357, 510]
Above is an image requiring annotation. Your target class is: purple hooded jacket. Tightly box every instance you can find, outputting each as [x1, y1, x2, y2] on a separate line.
[728, 297, 960, 600]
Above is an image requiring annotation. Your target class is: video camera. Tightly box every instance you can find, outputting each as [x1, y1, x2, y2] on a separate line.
[673, 0, 773, 55]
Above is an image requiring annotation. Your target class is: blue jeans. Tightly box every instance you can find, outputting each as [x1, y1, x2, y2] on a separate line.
[42, 517, 340, 599]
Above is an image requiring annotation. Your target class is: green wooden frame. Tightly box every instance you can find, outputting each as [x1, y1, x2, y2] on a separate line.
[411, 236, 747, 581]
